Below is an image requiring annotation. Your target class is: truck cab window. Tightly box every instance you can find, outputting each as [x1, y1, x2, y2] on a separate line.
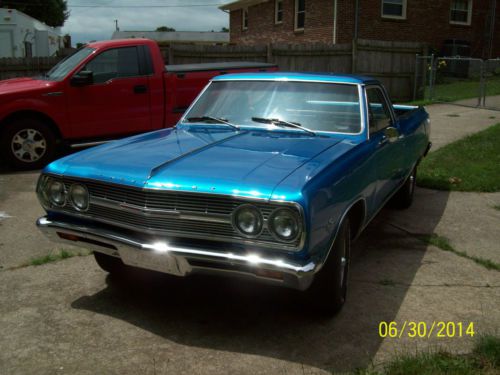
[85, 47, 140, 84]
[366, 87, 392, 133]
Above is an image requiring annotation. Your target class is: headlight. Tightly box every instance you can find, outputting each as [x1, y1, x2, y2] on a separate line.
[232, 204, 263, 237]
[268, 208, 301, 242]
[48, 179, 66, 206]
[36, 175, 51, 209]
[69, 184, 89, 211]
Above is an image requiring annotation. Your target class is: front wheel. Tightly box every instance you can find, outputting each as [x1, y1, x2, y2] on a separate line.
[1, 118, 56, 170]
[308, 219, 351, 316]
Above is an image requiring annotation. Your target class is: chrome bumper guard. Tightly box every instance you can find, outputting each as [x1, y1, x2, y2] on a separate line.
[36, 216, 317, 290]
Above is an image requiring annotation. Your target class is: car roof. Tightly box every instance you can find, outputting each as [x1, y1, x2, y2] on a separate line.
[212, 72, 378, 85]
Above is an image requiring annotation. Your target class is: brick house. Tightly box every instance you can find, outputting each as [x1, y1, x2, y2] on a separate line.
[219, 0, 499, 58]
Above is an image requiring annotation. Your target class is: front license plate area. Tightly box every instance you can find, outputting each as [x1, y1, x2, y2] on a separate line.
[118, 248, 188, 276]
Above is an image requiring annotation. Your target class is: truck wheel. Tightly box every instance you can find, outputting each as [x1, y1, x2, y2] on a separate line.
[391, 167, 417, 209]
[93, 252, 127, 275]
[308, 218, 351, 316]
[1, 118, 56, 170]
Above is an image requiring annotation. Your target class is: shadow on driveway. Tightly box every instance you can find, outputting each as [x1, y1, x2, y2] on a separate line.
[70, 188, 450, 372]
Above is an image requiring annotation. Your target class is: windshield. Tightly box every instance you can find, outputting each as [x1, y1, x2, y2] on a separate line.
[183, 80, 362, 134]
[45, 47, 95, 81]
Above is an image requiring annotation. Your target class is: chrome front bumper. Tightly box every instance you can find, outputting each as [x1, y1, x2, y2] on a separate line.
[36, 216, 317, 290]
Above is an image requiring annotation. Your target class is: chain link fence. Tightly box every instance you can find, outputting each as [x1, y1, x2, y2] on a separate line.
[413, 55, 500, 110]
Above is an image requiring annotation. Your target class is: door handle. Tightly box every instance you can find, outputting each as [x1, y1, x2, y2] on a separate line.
[133, 85, 148, 94]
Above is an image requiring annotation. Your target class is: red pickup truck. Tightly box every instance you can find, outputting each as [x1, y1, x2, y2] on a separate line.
[0, 38, 277, 169]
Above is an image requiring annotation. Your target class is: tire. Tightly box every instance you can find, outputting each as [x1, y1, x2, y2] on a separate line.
[391, 167, 417, 209]
[1, 117, 56, 170]
[308, 218, 351, 316]
[93, 252, 127, 275]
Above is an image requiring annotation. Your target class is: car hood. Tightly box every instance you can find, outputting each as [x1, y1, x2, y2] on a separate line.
[46, 126, 345, 200]
[0, 76, 56, 95]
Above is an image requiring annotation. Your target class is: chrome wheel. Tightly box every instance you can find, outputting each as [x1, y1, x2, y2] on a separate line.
[11, 128, 47, 163]
[308, 219, 351, 315]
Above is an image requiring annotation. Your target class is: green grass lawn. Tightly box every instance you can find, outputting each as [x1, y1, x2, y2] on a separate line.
[417, 123, 500, 192]
[356, 335, 499, 375]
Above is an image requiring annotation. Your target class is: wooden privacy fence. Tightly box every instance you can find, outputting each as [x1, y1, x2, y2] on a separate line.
[0, 39, 426, 101]
[0, 57, 63, 80]
[164, 39, 426, 101]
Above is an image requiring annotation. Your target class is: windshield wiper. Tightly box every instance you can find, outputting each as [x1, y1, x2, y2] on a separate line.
[185, 116, 239, 130]
[251, 117, 316, 136]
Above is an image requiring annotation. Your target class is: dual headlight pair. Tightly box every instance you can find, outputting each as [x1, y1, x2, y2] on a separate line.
[232, 204, 301, 243]
[37, 176, 89, 211]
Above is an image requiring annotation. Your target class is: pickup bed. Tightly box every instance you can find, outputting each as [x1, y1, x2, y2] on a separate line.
[0, 38, 277, 168]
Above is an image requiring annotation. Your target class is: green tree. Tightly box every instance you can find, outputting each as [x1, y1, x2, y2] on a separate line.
[3, 0, 69, 27]
[156, 26, 176, 32]
[220, 27, 229, 32]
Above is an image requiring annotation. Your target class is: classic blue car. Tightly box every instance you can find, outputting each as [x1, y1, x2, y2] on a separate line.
[36, 73, 430, 314]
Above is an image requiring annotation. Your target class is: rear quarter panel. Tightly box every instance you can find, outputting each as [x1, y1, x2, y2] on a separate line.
[396, 107, 430, 177]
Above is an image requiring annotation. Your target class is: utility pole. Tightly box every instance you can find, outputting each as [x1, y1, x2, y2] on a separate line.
[114, 19, 119, 32]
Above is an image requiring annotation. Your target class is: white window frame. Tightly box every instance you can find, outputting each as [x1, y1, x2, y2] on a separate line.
[381, 0, 407, 20]
[275, 0, 283, 24]
[294, 0, 305, 31]
[450, 0, 473, 25]
[242, 7, 248, 30]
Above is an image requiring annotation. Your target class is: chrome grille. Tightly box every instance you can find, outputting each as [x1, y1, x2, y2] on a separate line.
[59, 177, 299, 249]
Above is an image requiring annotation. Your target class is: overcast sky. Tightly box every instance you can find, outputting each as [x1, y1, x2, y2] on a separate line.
[62, 0, 229, 45]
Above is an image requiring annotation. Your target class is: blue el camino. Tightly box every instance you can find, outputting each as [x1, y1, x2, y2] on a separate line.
[36, 72, 431, 315]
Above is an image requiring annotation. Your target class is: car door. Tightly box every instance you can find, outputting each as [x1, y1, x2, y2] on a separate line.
[66, 46, 152, 139]
[366, 86, 405, 207]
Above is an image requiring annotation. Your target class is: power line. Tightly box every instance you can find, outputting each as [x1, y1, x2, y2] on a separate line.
[68, 3, 225, 7]
[3, 1, 225, 8]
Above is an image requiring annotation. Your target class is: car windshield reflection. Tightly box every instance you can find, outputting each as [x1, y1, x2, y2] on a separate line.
[182, 80, 362, 134]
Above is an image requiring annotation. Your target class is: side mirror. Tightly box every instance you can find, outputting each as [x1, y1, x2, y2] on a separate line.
[384, 126, 400, 143]
[71, 70, 93, 86]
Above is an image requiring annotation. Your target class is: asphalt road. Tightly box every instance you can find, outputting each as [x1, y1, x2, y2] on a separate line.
[0, 103, 499, 374]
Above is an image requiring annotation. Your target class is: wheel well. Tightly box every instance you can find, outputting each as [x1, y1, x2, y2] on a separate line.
[347, 200, 366, 240]
[1, 110, 62, 141]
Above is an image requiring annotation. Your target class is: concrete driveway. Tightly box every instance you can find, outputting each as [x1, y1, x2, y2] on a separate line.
[0, 103, 499, 374]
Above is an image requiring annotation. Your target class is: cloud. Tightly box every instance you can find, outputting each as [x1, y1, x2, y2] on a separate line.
[62, 0, 229, 44]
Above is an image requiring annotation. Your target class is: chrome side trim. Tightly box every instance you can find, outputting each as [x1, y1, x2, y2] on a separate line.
[42, 92, 63, 97]
[36, 216, 317, 290]
[70, 140, 111, 149]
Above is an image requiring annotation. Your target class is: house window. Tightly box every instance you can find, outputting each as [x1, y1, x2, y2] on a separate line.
[295, 0, 305, 31]
[275, 0, 283, 24]
[242, 7, 248, 30]
[381, 0, 407, 19]
[450, 0, 472, 25]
